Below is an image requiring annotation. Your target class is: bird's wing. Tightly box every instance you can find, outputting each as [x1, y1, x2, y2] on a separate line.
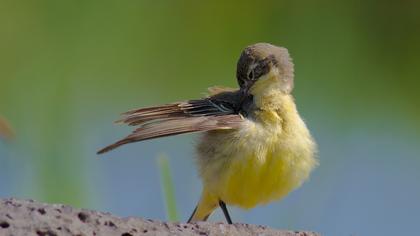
[206, 86, 237, 96]
[97, 89, 244, 154]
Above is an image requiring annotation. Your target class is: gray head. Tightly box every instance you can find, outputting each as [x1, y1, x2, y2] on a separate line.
[236, 43, 294, 93]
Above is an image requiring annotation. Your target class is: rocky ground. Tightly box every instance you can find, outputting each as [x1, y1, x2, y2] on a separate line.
[0, 198, 319, 236]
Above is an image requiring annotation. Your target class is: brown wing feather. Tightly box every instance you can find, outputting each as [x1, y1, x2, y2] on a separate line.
[206, 86, 237, 96]
[98, 88, 246, 154]
[113, 89, 243, 127]
[116, 103, 185, 125]
[97, 115, 242, 154]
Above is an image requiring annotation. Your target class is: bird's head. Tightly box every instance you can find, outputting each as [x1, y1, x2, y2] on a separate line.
[236, 43, 294, 96]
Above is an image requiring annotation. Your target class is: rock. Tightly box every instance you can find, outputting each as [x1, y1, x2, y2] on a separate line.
[0, 198, 319, 236]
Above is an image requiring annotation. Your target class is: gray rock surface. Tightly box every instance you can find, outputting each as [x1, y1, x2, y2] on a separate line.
[0, 198, 319, 236]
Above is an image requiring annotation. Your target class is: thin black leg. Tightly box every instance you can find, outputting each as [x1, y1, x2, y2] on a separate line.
[219, 200, 233, 224]
[187, 206, 197, 223]
[187, 206, 210, 223]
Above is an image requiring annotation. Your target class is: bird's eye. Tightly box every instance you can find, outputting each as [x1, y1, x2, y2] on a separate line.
[247, 70, 254, 80]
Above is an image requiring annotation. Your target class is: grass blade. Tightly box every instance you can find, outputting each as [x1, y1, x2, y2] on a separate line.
[157, 154, 179, 221]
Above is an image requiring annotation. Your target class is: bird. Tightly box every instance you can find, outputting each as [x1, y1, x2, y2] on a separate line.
[97, 43, 318, 224]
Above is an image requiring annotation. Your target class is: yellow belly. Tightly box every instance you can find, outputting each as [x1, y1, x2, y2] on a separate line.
[221, 150, 304, 208]
[197, 118, 316, 209]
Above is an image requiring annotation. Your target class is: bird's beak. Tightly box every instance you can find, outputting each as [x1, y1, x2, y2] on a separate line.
[239, 82, 253, 107]
[243, 79, 255, 95]
[243, 81, 250, 94]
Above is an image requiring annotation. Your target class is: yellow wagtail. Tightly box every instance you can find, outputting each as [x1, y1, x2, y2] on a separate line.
[98, 43, 318, 224]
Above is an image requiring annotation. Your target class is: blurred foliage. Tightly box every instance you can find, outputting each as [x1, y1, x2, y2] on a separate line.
[0, 0, 419, 229]
[158, 154, 179, 221]
[0, 116, 14, 140]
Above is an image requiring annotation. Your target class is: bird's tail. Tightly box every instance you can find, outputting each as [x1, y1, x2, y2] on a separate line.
[187, 189, 218, 223]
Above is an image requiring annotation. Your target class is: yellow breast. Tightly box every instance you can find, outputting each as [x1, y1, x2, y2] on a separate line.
[197, 93, 317, 209]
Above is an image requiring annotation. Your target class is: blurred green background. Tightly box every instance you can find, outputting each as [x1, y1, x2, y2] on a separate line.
[1, 1, 419, 235]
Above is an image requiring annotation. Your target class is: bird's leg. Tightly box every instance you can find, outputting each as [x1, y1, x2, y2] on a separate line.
[187, 206, 197, 223]
[219, 200, 233, 224]
[187, 206, 210, 223]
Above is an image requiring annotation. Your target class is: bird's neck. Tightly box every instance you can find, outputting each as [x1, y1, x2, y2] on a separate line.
[252, 88, 297, 126]
[250, 71, 290, 110]
[254, 88, 288, 109]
